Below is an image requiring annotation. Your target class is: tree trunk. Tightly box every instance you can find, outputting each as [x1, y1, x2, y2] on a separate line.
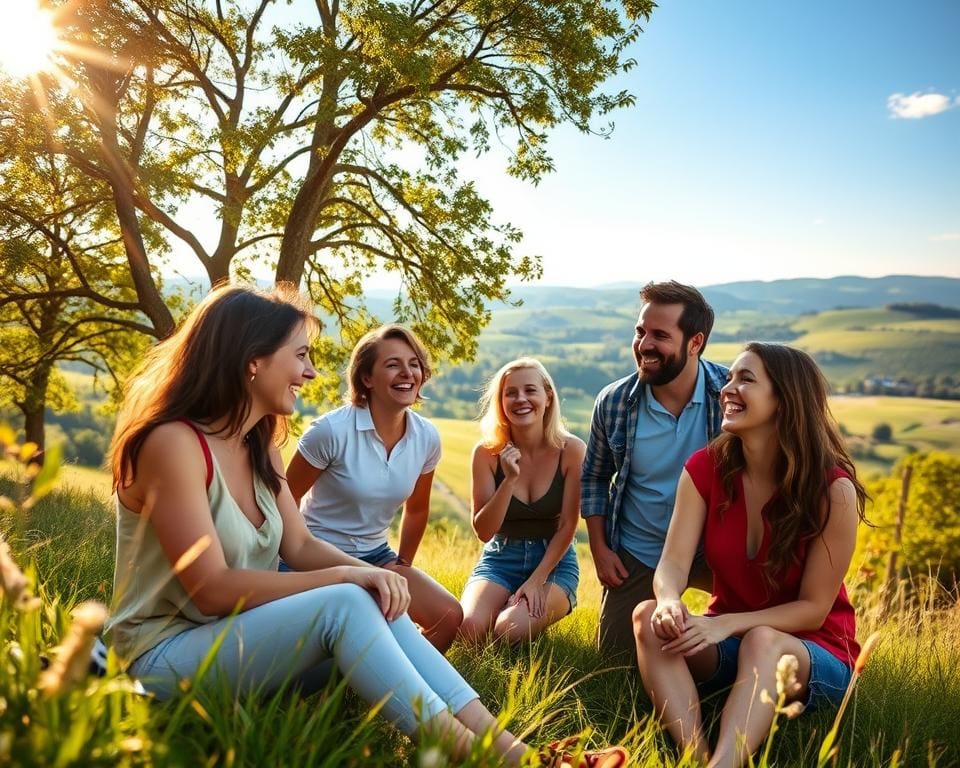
[18, 364, 50, 458]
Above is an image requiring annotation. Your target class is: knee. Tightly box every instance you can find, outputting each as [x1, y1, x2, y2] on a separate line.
[493, 614, 531, 646]
[632, 600, 659, 647]
[738, 626, 781, 664]
[458, 615, 492, 645]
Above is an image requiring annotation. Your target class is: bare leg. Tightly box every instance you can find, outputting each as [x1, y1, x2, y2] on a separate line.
[633, 600, 717, 762]
[459, 579, 511, 645]
[418, 699, 527, 765]
[386, 563, 463, 652]
[707, 627, 811, 768]
[493, 583, 571, 644]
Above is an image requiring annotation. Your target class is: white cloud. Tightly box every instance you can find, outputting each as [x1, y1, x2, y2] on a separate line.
[930, 232, 960, 242]
[887, 91, 955, 119]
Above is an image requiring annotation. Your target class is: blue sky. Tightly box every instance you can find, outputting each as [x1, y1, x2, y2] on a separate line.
[114, 1, 957, 289]
[453, 0, 960, 288]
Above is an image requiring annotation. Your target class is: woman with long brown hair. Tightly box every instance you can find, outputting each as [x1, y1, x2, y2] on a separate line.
[104, 283, 626, 766]
[633, 342, 867, 768]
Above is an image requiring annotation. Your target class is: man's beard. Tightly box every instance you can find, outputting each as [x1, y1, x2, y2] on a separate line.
[636, 344, 688, 386]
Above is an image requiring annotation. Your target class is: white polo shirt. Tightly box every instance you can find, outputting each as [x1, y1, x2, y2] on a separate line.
[297, 404, 441, 554]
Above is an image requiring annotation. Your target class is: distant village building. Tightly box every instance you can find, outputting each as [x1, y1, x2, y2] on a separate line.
[862, 376, 917, 396]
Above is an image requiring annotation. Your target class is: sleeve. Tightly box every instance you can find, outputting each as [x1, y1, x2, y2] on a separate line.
[683, 447, 715, 504]
[580, 390, 613, 518]
[296, 415, 337, 470]
[421, 420, 441, 474]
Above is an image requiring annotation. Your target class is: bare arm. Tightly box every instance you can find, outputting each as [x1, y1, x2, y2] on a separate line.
[395, 470, 434, 565]
[470, 442, 517, 542]
[650, 469, 708, 638]
[664, 477, 860, 656]
[285, 449, 323, 508]
[131, 424, 408, 620]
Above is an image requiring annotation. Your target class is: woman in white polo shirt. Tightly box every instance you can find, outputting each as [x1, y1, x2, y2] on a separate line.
[286, 324, 463, 652]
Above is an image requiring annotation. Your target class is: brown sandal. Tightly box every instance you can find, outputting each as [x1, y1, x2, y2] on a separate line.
[538, 738, 630, 768]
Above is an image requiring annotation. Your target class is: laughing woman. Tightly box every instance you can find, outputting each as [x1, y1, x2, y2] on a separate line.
[633, 343, 867, 768]
[459, 357, 583, 645]
[285, 325, 462, 652]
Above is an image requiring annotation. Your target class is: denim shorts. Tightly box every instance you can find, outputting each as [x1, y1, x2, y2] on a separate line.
[278, 542, 398, 572]
[696, 635, 852, 711]
[465, 536, 579, 612]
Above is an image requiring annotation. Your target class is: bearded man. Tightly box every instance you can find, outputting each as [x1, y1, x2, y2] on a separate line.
[581, 281, 728, 657]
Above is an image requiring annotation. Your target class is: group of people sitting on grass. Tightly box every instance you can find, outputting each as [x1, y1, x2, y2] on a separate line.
[103, 280, 866, 768]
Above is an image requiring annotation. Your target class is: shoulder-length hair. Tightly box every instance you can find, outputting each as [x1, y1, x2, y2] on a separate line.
[478, 357, 571, 453]
[110, 283, 318, 496]
[711, 342, 867, 582]
[346, 324, 432, 407]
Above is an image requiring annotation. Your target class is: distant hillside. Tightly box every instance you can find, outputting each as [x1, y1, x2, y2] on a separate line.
[499, 275, 960, 315]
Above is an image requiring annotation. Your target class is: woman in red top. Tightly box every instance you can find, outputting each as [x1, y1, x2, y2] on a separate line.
[633, 343, 867, 768]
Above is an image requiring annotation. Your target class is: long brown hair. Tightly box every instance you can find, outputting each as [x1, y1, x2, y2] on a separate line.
[712, 342, 867, 582]
[110, 283, 317, 495]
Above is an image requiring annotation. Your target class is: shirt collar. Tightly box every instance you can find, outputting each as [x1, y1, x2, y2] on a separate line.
[355, 405, 377, 432]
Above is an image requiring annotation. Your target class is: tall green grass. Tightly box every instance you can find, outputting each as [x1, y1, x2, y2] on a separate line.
[3, 467, 959, 766]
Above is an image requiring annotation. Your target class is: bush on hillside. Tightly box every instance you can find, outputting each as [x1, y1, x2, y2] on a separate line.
[856, 452, 960, 595]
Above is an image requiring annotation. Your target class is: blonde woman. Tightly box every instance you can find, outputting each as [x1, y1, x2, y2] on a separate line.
[459, 358, 583, 644]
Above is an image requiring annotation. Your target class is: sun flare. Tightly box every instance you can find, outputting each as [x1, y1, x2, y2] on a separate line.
[0, 1, 59, 79]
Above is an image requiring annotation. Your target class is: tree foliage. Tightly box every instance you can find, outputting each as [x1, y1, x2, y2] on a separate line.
[0, 77, 149, 449]
[857, 453, 960, 592]
[9, 0, 653, 377]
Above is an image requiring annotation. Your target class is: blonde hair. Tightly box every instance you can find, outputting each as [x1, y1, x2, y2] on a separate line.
[478, 357, 570, 452]
[346, 324, 432, 407]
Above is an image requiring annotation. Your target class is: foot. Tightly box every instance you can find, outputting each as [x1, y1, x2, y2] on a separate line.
[538, 738, 629, 768]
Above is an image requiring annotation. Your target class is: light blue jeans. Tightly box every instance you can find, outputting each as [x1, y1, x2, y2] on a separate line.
[130, 583, 478, 734]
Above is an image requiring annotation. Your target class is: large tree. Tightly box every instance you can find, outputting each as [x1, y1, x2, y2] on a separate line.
[18, 0, 651, 364]
[0, 80, 150, 450]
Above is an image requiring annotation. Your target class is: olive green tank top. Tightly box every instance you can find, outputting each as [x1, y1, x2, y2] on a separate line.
[494, 451, 564, 539]
[105, 434, 283, 664]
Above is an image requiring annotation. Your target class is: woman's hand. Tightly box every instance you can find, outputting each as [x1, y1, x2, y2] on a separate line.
[509, 578, 550, 618]
[499, 442, 521, 482]
[651, 598, 688, 640]
[661, 614, 731, 657]
[344, 566, 410, 621]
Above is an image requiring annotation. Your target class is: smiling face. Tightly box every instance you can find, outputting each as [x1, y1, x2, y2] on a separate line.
[249, 321, 317, 416]
[362, 337, 424, 410]
[500, 367, 552, 430]
[720, 350, 779, 435]
[632, 302, 701, 386]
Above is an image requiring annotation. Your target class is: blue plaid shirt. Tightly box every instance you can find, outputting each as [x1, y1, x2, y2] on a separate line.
[580, 359, 729, 554]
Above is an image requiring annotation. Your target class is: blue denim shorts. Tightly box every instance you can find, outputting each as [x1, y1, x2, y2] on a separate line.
[465, 536, 579, 612]
[278, 541, 398, 572]
[696, 635, 852, 711]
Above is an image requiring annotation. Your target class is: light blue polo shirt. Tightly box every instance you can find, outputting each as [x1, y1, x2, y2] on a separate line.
[297, 404, 441, 554]
[619, 365, 709, 568]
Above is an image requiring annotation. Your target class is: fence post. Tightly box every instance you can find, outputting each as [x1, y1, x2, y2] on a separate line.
[883, 464, 912, 612]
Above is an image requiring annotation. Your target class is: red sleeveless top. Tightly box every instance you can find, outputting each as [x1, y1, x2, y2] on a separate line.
[685, 447, 859, 666]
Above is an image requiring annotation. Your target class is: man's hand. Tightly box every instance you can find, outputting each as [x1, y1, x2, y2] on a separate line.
[591, 541, 629, 588]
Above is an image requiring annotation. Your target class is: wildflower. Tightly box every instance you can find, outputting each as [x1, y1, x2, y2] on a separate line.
[854, 632, 881, 674]
[759, 689, 775, 706]
[38, 600, 108, 697]
[419, 746, 446, 768]
[781, 701, 805, 719]
[775, 654, 800, 698]
[0, 543, 27, 603]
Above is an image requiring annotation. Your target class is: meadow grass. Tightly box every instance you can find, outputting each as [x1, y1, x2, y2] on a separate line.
[3, 473, 959, 767]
